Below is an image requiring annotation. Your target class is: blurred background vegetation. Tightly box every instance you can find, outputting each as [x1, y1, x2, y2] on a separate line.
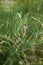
[0, 0, 43, 65]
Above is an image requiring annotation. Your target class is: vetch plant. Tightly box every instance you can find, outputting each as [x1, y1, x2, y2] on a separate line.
[0, 0, 43, 65]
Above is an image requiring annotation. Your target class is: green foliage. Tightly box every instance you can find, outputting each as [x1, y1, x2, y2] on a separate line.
[0, 0, 43, 65]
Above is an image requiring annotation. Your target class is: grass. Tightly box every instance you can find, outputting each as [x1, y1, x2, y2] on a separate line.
[0, 0, 43, 65]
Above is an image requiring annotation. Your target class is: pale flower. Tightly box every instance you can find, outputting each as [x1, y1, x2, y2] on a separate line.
[23, 24, 28, 33]
[41, 24, 43, 28]
[16, 36, 21, 43]
[19, 61, 24, 65]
